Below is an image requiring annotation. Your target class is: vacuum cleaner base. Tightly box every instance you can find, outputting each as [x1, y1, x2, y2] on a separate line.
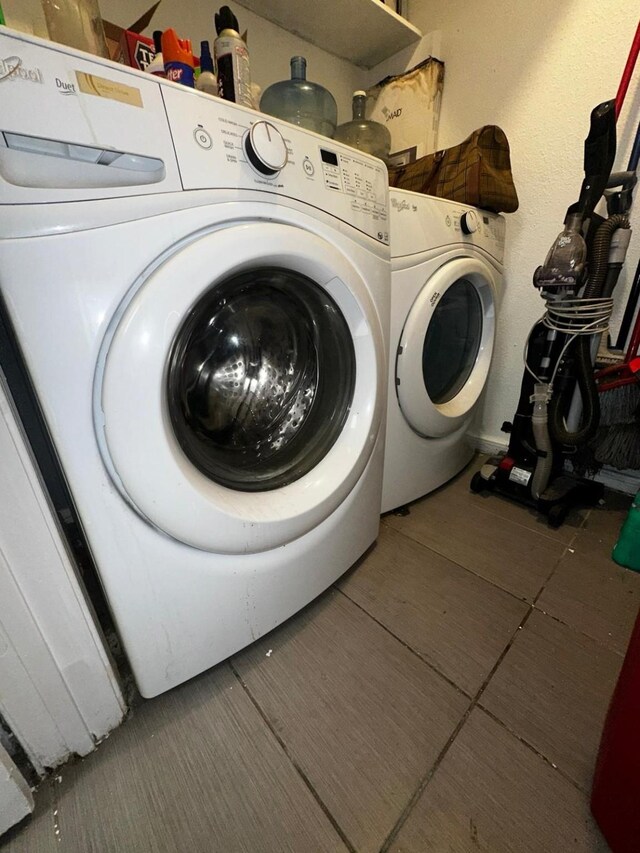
[471, 457, 604, 528]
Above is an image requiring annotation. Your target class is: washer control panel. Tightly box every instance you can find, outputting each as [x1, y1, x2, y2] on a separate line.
[162, 86, 389, 244]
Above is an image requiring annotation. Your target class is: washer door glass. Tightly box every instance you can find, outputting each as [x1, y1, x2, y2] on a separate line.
[167, 267, 356, 492]
[97, 220, 384, 554]
[422, 278, 483, 405]
[395, 256, 498, 439]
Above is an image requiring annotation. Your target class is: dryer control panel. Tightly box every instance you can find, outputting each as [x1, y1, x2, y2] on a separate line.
[390, 189, 505, 264]
[161, 86, 389, 245]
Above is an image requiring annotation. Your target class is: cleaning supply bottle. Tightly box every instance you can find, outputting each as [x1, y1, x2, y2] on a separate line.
[162, 29, 195, 88]
[196, 40, 218, 96]
[334, 91, 391, 162]
[260, 56, 337, 138]
[613, 490, 640, 572]
[214, 6, 252, 108]
[146, 30, 166, 78]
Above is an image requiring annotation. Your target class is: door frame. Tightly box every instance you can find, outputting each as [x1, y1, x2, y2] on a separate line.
[0, 375, 125, 777]
[0, 744, 33, 836]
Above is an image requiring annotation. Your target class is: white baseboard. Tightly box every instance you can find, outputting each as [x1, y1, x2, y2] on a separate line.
[583, 467, 639, 496]
[467, 433, 508, 456]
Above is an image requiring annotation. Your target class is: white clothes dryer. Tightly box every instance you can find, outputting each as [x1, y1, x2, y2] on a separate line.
[382, 189, 505, 513]
[0, 31, 390, 697]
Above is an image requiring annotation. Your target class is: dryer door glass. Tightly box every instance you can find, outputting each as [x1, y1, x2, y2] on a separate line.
[167, 267, 356, 492]
[421, 278, 483, 404]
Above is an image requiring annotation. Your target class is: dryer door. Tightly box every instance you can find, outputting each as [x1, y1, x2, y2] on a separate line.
[95, 222, 384, 554]
[396, 257, 498, 438]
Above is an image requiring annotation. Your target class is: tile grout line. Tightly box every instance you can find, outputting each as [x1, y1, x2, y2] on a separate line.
[333, 585, 473, 700]
[475, 704, 594, 797]
[376, 528, 582, 850]
[384, 524, 545, 606]
[385, 489, 583, 547]
[531, 603, 626, 657]
[377, 604, 536, 853]
[227, 661, 357, 853]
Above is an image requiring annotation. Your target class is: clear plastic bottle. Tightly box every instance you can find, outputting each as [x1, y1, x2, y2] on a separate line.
[334, 91, 391, 162]
[260, 56, 337, 139]
[41, 0, 109, 58]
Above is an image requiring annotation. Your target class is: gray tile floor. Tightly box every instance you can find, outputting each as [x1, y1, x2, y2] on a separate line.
[4, 458, 639, 852]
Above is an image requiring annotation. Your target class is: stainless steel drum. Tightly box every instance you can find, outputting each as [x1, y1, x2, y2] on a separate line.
[167, 267, 356, 491]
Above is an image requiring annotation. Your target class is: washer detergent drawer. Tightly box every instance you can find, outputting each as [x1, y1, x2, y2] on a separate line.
[0, 30, 181, 202]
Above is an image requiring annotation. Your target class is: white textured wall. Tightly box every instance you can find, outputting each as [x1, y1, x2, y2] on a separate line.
[5, 0, 639, 450]
[410, 0, 640, 448]
[3, 0, 361, 122]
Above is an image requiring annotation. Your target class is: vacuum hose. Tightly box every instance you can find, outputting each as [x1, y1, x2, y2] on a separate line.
[548, 214, 630, 446]
[530, 384, 554, 499]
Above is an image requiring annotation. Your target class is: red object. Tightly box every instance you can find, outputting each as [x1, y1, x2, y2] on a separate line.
[596, 293, 640, 392]
[119, 30, 156, 71]
[591, 607, 640, 852]
[615, 18, 640, 121]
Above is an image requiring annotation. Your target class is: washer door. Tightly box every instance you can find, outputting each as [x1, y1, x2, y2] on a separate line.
[396, 257, 497, 438]
[95, 222, 384, 554]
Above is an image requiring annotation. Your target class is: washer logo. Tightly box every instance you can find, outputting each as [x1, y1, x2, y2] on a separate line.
[56, 77, 77, 95]
[0, 56, 44, 84]
[430, 290, 440, 306]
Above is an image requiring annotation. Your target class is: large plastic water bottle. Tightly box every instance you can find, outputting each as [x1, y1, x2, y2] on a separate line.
[334, 91, 391, 163]
[260, 57, 337, 139]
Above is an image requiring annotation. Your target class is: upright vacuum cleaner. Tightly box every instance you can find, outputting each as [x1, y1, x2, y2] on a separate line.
[471, 97, 636, 527]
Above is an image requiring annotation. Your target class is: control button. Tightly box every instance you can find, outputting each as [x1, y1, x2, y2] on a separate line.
[461, 210, 479, 234]
[303, 158, 315, 176]
[445, 214, 452, 227]
[193, 127, 213, 150]
[244, 120, 288, 176]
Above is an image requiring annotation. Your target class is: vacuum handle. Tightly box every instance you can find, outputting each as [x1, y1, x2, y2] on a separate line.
[569, 100, 617, 222]
[584, 100, 617, 177]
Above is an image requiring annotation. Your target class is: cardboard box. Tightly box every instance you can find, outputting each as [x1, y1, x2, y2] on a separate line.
[102, 1, 161, 65]
[119, 30, 155, 72]
[366, 57, 444, 168]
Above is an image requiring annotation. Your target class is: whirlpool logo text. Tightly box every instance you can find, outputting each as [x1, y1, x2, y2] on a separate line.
[0, 56, 44, 84]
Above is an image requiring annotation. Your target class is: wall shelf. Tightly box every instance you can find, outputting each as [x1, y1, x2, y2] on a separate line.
[235, 0, 423, 69]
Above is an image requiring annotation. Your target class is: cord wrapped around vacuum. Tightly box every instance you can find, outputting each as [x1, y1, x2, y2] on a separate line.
[547, 214, 629, 446]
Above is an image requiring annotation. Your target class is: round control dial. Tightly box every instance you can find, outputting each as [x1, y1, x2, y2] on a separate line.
[244, 121, 288, 177]
[460, 210, 479, 234]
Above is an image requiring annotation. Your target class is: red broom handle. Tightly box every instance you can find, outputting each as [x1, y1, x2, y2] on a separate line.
[616, 18, 640, 120]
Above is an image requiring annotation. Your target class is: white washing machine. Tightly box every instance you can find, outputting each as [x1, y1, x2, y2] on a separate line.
[0, 31, 390, 697]
[382, 189, 504, 513]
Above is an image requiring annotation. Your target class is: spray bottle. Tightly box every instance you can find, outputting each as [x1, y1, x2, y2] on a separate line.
[146, 30, 166, 78]
[196, 40, 218, 96]
[214, 6, 252, 108]
[162, 29, 195, 88]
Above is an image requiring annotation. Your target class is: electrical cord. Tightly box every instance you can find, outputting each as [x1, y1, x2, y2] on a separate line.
[523, 299, 614, 386]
